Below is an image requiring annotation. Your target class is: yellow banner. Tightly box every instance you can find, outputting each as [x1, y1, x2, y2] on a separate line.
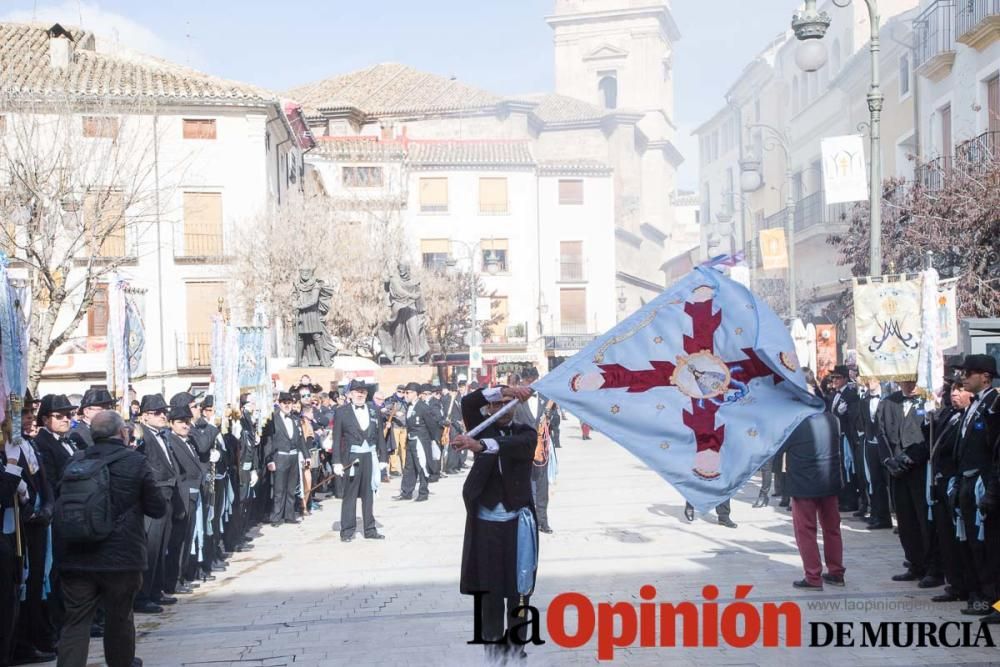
[759, 228, 788, 270]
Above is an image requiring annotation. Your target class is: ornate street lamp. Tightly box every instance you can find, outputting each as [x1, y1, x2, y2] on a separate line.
[792, 0, 884, 277]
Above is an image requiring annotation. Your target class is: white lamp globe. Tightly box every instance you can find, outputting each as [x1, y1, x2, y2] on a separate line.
[740, 169, 762, 193]
[795, 39, 828, 72]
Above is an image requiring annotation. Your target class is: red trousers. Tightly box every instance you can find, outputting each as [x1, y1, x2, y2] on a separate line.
[791, 495, 845, 585]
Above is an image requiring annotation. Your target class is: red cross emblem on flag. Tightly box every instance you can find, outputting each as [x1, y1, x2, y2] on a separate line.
[570, 285, 795, 480]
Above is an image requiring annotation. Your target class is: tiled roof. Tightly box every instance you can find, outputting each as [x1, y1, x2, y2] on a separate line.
[409, 141, 533, 167]
[286, 63, 502, 117]
[523, 93, 609, 124]
[538, 159, 612, 175]
[0, 22, 275, 105]
[313, 137, 407, 162]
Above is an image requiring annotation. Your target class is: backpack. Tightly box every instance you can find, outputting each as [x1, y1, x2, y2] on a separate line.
[55, 448, 132, 543]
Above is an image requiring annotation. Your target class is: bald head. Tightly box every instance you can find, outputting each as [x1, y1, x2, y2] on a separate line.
[91, 410, 126, 440]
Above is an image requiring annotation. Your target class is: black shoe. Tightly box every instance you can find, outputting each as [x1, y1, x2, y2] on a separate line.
[132, 659, 144, 667]
[364, 532, 385, 540]
[718, 517, 737, 529]
[891, 571, 921, 582]
[341, 535, 354, 543]
[212, 559, 228, 570]
[793, 579, 823, 591]
[917, 575, 944, 589]
[931, 592, 962, 602]
[270, 522, 282, 528]
[392, 494, 412, 501]
[10, 648, 57, 664]
[234, 543, 254, 552]
[201, 574, 217, 582]
[852, 508, 868, 518]
[752, 493, 770, 509]
[839, 505, 859, 513]
[866, 521, 893, 530]
[156, 595, 178, 605]
[821, 573, 845, 587]
[778, 498, 790, 508]
[285, 518, 301, 525]
[415, 496, 429, 502]
[428, 475, 440, 483]
[133, 601, 163, 614]
[174, 584, 194, 594]
[539, 526, 554, 534]
[683, 506, 694, 522]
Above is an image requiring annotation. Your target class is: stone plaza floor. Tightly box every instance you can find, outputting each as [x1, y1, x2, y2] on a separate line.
[88, 421, 999, 666]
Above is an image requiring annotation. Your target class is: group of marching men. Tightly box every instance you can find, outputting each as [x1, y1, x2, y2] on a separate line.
[763, 356, 1000, 623]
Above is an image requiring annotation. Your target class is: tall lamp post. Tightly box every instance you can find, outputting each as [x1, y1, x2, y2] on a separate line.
[446, 240, 500, 377]
[792, 0, 883, 276]
[740, 123, 797, 318]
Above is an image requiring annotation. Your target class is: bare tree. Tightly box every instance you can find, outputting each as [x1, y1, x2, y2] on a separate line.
[421, 267, 502, 356]
[0, 93, 161, 393]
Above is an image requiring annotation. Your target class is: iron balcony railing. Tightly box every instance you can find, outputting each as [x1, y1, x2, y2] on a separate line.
[914, 0, 956, 69]
[176, 332, 212, 368]
[957, 0, 1000, 41]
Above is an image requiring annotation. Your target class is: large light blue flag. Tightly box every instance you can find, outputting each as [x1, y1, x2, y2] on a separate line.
[534, 267, 824, 511]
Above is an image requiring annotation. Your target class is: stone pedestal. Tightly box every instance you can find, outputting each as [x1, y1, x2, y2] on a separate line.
[273, 358, 435, 393]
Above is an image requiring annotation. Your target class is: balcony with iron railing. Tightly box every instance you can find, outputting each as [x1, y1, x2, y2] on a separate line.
[957, 0, 1000, 49]
[176, 226, 225, 263]
[916, 129, 1000, 188]
[176, 332, 212, 369]
[914, 0, 956, 81]
[559, 258, 585, 282]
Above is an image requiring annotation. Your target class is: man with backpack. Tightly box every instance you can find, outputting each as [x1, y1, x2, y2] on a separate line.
[55, 410, 167, 667]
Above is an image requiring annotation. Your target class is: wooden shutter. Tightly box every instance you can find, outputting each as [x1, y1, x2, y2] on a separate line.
[420, 239, 450, 253]
[183, 192, 223, 256]
[84, 190, 125, 257]
[560, 288, 586, 333]
[560, 241, 583, 281]
[183, 119, 217, 140]
[88, 284, 109, 337]
[988, 77, 1000, 134]
[558, 179, 584, 205]
[479, 178, 508, 214]
[82, 116, 119, 139]
[184, 282, 226, 366]
[941, 105, 953, 160]
[419, 178, 449, 212]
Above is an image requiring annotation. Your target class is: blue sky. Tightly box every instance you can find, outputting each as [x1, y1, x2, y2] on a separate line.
[2, 0, 803, 188]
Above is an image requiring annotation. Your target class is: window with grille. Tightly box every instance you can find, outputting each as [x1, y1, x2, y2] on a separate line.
[419, 177, 448, 213]
[343, 166, 384, 187]
[82, 116, 119, 139]
[182, 192, 223, 257]
[560, 241, 584, 281]
[481, 238, 509, 272]
[420, 238, 450, 270]
[478, 177, 508, 214]
[558, 179, 584, 205]
[560, 288, 587, 334]
[84, 189, 126, 257]
[183, 119, 217, 140]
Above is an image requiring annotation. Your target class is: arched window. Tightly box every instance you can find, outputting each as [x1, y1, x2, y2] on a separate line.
[792, 76, 800, 113]
[598, 74, 618, 110]
[832, 38, 842, 74]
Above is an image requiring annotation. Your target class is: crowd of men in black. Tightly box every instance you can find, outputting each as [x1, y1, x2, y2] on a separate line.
[0, 367, 561, 667]
[756, 356, 1000, 623]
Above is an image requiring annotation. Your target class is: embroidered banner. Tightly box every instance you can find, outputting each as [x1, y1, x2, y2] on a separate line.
[853, 278, 922, 381]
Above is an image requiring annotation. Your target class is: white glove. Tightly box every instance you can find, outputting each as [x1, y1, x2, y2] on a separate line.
[250, 470, 259, 488]
[836, 401, 847, 416]
[333, 463, 344, 476]
[4, 441, 22, 464]
[379, 462, 388, 471]
[209, 449, 221, 463]
[322, 432, 333, 452]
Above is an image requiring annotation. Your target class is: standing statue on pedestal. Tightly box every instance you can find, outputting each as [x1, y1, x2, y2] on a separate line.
[380, 261, 429, 365]
[294, 268, 336, 367]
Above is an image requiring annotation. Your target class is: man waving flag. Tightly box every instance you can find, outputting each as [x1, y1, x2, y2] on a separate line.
[534, 267, 824, 511]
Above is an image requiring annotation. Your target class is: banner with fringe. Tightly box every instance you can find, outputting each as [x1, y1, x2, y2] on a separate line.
[853, 277, 922, 382]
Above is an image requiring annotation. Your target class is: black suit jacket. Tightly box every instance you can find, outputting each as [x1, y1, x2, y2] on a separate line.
[16, 442, 54, 524]
[164, 431, 204, 514]
[827, 385, 861, 447]
[877, 391, 930, 465]
[956, 387, 999, 475]
[459, 389, 537, 595]
[261, 408, 308, 464]
[330, 402, 387, 466]
[405, 400, 442, 444]
[137, 424, 179, 497]
[32, 428, 77, 491]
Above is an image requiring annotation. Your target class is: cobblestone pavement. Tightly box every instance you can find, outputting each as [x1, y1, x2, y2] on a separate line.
[87, 423, 999, 666]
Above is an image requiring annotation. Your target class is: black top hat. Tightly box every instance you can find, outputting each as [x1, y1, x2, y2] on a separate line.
[169, 392, 195, 409]
[346, 379, 368, 393]
[828, 365, 850, 378]
[277, 391, 295, 403]
[200, 395, 215, 409]
[457, 379, 467, 387]
[395, 384, 405, 392]
[37, 394, 79, 417]
[139, 394, 168, 414]
[446, 382, 457, 392]
[168, 404, 193, 421]
[80, 388, 115, 409]
[403, 382, 422, 393]
[958, 354, 997, 376]
[944, 354, 965, 371]
[420, 384, 434, 394]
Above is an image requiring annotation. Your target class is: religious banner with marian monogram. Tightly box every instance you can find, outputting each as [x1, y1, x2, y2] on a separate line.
[533, 267, 824, 511]
[853, 277, 922, 382]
